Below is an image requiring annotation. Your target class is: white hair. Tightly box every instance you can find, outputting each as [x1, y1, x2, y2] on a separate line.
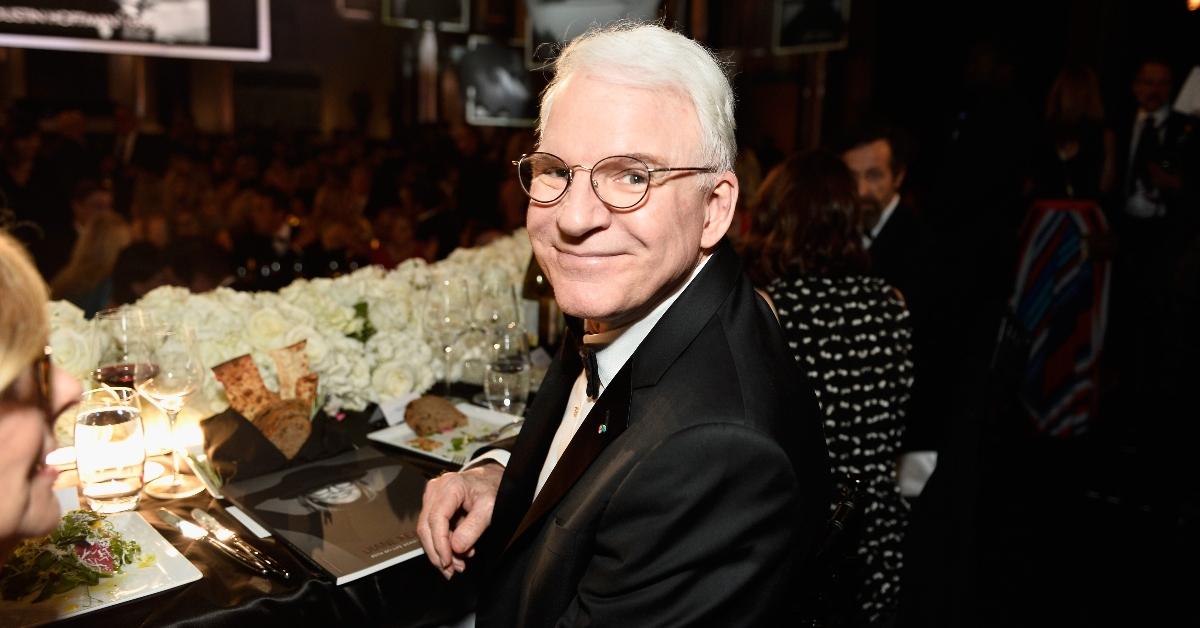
[537, 22, 737, 174]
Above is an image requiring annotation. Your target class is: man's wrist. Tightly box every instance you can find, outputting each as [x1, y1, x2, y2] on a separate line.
[463, 448, 510, 471]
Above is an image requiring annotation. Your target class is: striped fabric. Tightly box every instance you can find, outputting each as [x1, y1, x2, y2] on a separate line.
[1008, 200, 1110, 437]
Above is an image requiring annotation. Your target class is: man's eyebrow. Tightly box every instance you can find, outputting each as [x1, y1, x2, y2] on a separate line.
[625, 152, 668, 167]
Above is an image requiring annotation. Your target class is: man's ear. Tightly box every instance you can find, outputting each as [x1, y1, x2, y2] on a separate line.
[700, 171, 739, 249]
[894, 166, 907, 190]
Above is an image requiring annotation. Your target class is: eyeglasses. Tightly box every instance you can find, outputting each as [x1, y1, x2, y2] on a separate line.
[513, 152, 718, 209]
[0, 346, 53, 418]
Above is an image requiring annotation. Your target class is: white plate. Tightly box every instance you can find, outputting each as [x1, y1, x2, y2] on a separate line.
[0, 512, 203, 627]
[366, 402, 522, 464]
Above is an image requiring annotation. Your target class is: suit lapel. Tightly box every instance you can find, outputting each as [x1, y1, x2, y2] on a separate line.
[483, 329, 582, 556]
[505, 365, 631, 551]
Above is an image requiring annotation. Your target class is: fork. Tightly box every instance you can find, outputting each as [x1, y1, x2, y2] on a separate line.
[449, 452, 467, 466]
[469, 419, 525, 444]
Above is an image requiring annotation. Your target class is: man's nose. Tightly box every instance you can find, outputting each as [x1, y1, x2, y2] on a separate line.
[856, 178, 871, 200]
[556, 173, 611, 237]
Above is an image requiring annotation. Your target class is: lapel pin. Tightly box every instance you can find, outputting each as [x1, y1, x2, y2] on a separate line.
[597, 424, 607, 434]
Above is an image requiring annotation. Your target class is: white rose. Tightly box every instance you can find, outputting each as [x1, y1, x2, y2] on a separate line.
[135, 285, 191, 319]
[48, 325, 98, 382]
[245, 307, 291, 351]
[370, 361, 417, 399]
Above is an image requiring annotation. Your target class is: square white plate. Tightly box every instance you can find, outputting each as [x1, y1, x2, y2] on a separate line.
[366, 402, 521, 464]
[0, 512, 203, 626]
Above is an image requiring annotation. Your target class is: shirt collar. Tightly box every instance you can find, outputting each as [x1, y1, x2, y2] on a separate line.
[1138, 106, 1169, 127]
[869, 193, 901, 242]
[581, 254, 712, 389]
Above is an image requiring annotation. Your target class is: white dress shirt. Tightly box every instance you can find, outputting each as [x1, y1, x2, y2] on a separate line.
[1124, 106, 1170, 218]
[468, 255, 712, 500]
[864, 193, 900, 249]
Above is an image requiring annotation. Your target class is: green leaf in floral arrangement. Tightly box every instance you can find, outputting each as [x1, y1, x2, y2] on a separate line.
[348, 302, 377, 343]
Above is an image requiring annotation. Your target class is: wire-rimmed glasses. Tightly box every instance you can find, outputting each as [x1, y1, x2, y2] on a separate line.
[513, 152, 718, 208]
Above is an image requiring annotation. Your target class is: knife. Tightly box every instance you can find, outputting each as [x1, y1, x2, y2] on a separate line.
[156, 509, 273, 578]
[191, 508, 289, 579]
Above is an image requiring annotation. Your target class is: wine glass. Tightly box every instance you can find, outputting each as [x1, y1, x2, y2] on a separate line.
[484, 322, 531, 417]
[135, 324, 205, 500]
[475, 270, 521, 330]
[94, 306, 169, 455]
[422, 276, 472, 396]
[93, 306, 152, 389]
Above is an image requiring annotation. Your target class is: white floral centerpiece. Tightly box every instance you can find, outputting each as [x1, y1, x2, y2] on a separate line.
[47, 230, 532, 416]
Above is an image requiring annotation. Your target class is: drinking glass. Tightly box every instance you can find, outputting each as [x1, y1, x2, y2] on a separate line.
[475, 270, 521, 329]
[135, 324, 205, 500]
[422, 276, 472, 395]
[484, 323, 531, 416]
[93, 306, 152, 389]
[75, 387, 145, 513]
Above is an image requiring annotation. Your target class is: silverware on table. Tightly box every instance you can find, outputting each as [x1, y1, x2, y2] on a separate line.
[156, 509, 285, 579]
[468, 418, 525, 444]
[191, 508, 289, 579]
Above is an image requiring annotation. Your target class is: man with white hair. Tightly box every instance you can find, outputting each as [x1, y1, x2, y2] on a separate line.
[417, 23, 830, 626]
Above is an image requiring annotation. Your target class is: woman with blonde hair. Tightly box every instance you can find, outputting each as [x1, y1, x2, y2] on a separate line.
[0, 231, 82, 564]
[49, 211, 131, 317]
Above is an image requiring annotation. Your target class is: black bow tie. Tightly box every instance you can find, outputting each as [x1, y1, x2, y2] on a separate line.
[580, 345, 601, 400]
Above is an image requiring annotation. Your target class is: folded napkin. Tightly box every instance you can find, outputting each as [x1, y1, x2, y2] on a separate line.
[202, 409, 354, 482]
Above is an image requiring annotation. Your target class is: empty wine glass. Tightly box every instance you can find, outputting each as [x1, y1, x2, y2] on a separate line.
[422, 276, 472, 396]
[475, 270, 521, 329]
[135, 324, 205, 500]
[484, 322, 531, 417]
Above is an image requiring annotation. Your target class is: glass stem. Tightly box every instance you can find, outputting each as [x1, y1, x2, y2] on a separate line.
[166, 408, 182, 487]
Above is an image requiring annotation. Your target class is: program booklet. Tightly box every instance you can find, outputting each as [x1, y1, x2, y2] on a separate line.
[221, 446, 427, 585]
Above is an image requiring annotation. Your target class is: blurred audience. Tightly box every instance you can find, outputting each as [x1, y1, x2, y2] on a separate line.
[48, 210, 130, 317]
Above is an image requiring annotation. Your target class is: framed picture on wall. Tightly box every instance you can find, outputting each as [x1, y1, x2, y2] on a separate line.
[773, 0, 850, 54]
[460, 35, 537, 127]
[524, 0, 662, 69]
[335, 0, 374, 21]
[0, 0, 270, 61]
[383, 0, 469, 33]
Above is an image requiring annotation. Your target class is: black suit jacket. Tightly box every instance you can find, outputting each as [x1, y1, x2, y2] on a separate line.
[868, 204, 941, 452]
[868, 203, 922, 311]
[473, 241, 831, 627]
[1113, 111, 1200, 218]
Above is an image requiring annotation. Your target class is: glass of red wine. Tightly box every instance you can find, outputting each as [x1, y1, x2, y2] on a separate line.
[94, 307, 154, 388]
[93, 307, 164, 453]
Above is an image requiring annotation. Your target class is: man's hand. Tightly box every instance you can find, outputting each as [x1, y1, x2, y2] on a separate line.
[1148, 162, 1183, 191]
[416, 462, 504, 579]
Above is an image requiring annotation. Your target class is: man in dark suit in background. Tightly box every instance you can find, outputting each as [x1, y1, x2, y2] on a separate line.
[1109, 59, 1200, 436]
[841, 126, 939, 499]
[417, 23, 831, 627]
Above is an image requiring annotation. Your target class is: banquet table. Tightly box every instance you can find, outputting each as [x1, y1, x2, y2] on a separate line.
[49, 391, 487, 628]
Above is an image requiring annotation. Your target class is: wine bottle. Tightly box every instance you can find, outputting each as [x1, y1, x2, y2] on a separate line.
[520, 255, 562, 352]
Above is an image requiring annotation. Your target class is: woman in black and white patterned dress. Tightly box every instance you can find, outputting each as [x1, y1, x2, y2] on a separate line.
[743, 150, 914, 626]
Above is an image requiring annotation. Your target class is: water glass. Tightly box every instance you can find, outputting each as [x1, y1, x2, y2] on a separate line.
[75, 387, 146, 513]
[484, 323, 531, 416]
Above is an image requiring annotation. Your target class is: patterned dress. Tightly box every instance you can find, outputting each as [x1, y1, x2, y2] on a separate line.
[767, 274, 914, 625]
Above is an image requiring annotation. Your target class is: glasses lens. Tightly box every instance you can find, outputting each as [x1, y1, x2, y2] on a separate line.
[519, 153, 571, 203]
[592, 156, 650, 208]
